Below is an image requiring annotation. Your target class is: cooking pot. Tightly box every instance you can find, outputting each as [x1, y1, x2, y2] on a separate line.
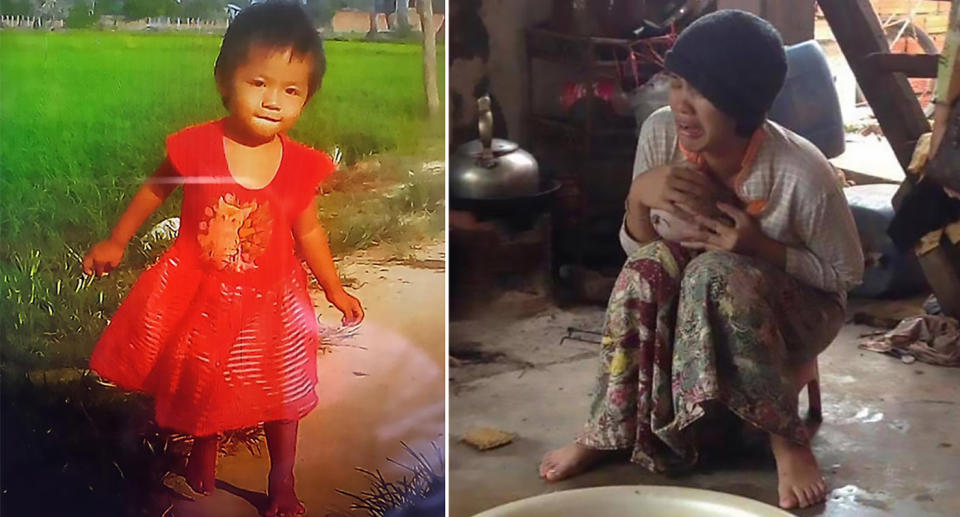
[451, 95, 540, 200]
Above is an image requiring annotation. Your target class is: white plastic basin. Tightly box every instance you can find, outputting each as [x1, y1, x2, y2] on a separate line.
[473, 486, 793, 517]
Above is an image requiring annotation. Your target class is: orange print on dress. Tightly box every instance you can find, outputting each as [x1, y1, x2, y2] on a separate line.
[198, 193, 272, 272]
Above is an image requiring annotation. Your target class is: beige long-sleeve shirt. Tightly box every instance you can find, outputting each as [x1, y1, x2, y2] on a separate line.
[621, 107, 864, 304]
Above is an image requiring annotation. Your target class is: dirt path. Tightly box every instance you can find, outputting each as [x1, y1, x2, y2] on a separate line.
[170, 240, 446, 516]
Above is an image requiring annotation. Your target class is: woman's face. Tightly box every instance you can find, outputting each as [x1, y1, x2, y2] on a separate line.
[667, 73, 739, 153]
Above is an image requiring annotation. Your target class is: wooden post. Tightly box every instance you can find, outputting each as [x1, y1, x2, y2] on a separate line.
[417, 0, 440, 116]
[817, 0, 930, 170]
[818, 0, 960, 319]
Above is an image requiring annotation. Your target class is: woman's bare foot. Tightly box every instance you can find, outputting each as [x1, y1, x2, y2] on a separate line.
[185, 435, 219, 495]
[264, 469, 306, 517]
[769, 434, 827, 509]
[538, 443, 618, 482]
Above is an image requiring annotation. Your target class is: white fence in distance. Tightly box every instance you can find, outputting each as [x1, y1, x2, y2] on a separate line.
[0, 16, 65, 29]
[0, 15, 226, 31]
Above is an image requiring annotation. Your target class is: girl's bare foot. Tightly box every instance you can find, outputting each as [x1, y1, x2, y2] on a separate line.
[538, 443, 618, 482]
[185, 435, 218, 495]
[265, 469, 306, 517]
[769, 434, 827, 509]
[264, 420, 305, 516]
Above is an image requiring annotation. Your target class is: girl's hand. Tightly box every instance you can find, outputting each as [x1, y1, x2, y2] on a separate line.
[82, 238, 126, 277]
[326, 289, 364, 327]
[677, 202, 765, 255]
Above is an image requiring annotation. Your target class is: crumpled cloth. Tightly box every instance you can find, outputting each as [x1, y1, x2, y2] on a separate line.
[860, 315, 960, 366]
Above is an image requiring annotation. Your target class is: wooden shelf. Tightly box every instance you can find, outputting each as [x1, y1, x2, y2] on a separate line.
[527, 25, 673, 65]
[528, 115, 638, 157]
[861, 52, 941, 77]
[524, 25, 674, 273]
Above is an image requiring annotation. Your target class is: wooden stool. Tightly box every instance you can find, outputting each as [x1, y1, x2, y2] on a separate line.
[788, 358, 822, 425]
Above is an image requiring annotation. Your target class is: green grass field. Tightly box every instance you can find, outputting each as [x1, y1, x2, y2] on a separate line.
[0, 30, 445, 371]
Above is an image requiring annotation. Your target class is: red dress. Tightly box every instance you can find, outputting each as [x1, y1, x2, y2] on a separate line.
[90, 119, 335, 436]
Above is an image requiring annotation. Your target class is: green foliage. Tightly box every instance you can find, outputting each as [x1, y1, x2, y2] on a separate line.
[0, 31, 444, 372]
[179, 0, 225, 19]
[0, 372, 177, 514]
[66, 1, 97, 29]
[0, 247, 120, 370]
[336, 442, 444, 517]
[307, 0, 336, 26]
[392, 21, 414, 39]
[319, 155, 445, 255]
[121, 0, 179, 20]
[94, 0, 124, 16]
[0, 0, 34, 16]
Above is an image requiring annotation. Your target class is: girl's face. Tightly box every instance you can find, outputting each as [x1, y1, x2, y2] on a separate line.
[667, 73, 739, 153]
[218, 44, 313, 144]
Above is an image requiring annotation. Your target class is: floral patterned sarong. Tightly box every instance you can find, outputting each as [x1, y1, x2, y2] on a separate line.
[577, 241, 844, 472]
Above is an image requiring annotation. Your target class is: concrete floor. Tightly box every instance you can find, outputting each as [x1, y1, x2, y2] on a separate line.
[450, 304, 960, 517]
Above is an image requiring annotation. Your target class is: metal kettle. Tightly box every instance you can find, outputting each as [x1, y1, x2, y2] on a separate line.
[451, 95, 540, 200]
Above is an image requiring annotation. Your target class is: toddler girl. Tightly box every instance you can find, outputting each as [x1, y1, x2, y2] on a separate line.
[82, 3, 362, 515]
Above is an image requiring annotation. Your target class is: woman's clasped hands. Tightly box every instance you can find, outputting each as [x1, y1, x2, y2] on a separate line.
[676, 201, 766, 255]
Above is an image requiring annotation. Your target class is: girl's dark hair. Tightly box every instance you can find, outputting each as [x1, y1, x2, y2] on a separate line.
[214, 1, 325, 106]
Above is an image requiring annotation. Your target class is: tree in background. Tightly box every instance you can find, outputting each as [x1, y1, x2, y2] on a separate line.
[307, 0, 423, 30]
[120, 0, 184, 20]
[179, 0, 224, 19]
[416, 0, 438, 116]
[94, 0, 124, 16]
[395, 0, 409, 33]
[366, 0, 376, 39]
[306, 0, 334, 27]
[37, 0, 65, 24]
[66, 0, 97, 27]
[0, 0, 407, 22]
[0, 0, 35, 16]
